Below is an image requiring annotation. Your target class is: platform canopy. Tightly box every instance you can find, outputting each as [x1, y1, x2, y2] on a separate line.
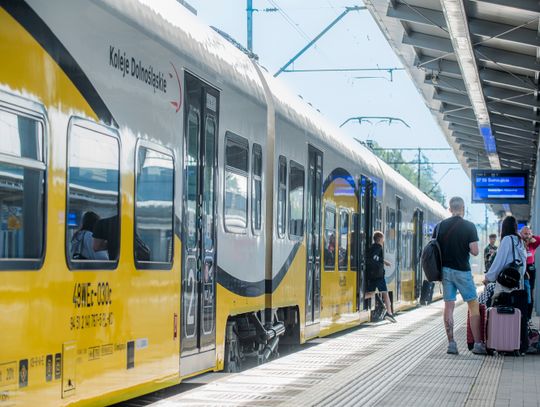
[365, 0, 539, 220]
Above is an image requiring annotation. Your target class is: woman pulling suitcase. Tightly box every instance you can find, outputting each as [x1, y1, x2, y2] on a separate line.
[483, 216, 527, 355]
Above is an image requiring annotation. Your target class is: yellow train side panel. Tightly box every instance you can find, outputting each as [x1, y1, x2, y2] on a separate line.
[0, 10, 181, 406]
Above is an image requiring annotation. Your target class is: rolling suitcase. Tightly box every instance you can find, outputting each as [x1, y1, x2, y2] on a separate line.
[467, 303, 486, 350]
[492, 290, 528, 353]
[486, 306, 521, 355]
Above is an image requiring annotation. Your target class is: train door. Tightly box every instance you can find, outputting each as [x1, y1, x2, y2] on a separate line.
[413, 210, 424, 299]
[395, 197, 402, 302]
[306, 145, 323, 325]
[356, 175, 374, 311]
[181, 73, 218, 375]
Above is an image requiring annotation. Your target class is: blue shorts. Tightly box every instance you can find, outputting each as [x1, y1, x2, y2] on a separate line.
[367, 277, 388, 293]
[524, 279, 531, 304]
[442, 267, 477, 302]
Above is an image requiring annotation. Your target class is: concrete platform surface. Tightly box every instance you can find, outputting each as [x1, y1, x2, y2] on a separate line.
[151, 300, 540, 407]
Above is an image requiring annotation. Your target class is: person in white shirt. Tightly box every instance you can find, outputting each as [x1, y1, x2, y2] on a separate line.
[483, 216, 526, 297]
[70, 211, 109, 261]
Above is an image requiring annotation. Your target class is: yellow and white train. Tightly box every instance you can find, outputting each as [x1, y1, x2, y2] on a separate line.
[0, 1, 447, 405]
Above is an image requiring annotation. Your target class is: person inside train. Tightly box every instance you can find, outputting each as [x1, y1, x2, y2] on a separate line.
[434, 196, 485, 355]
[365, 231, 396, 323]
[93, 214, 120, 261]
[70, 211, 108, 260]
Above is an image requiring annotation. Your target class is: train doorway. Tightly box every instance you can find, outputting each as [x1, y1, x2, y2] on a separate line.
[413, 210, 424, 299]
[180, 73, 219, 375]
[357, 175, 374, 311]
[395, 197, 402, 302]
[305, 145, 323, 327]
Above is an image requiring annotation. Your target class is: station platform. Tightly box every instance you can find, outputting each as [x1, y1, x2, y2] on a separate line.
[152, 299, 540, 407]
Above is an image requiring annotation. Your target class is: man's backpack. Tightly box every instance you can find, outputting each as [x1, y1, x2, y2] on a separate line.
[421, 225, 442, 282]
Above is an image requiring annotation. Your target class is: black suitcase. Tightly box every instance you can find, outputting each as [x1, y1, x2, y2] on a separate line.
[420, 280, 434, 305]
[492, 289, 528, 352]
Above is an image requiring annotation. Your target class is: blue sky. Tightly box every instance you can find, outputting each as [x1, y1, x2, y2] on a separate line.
[185, 0, 495, 225]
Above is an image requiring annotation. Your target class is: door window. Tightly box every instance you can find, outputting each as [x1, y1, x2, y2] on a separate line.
[203, 117, 216, 248]
[186, 107, 199, 249]
[288, 161, 304, 238]
[338, 209, 349, 270]
[323, 205, 336, 270]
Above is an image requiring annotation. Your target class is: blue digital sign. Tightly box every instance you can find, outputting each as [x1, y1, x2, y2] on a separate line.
[471, 169, 529, 204]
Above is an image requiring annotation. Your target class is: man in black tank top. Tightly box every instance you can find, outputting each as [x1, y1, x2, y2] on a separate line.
[432, 197, 485, 355]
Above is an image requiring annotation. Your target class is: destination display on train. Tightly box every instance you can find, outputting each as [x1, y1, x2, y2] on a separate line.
[471, 169, 529, 204]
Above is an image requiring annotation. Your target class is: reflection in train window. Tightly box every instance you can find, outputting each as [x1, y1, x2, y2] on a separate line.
[350, 213, 359, 271]
[224, 134, 248, 234]
[0, 109, 45, 269]
[135, 146, 174, 267]
[288, 161, 304, 238]
[323, 205, 336, 270]
[375, 201, 383, 231]
[67, 121, 120, 268]
[338, 209, 349, 270]
[387, 208, 396, 252]
[277, 156, 287, 238]
[252, 143, 262, 234]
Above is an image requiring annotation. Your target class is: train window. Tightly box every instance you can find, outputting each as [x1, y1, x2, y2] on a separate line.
[277, 156, 287, 238]
[375, 201, 383, 231]
[350, 213, 358, 271]
[387, 208, 396, 252]
[134, 144, 174, 269]
[252, 143, 262, 234]
[185, 107, 199, 249]
[66, 119, 120, 270]
[224, 133, 248, 234]
[323, 205, 336, 270]
[288, 161, 304, 238]
[0, 108, 45, 270]
[338, 209, 349, 271]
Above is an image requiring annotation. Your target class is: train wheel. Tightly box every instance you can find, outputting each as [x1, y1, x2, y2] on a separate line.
[224, 321, 242, 373]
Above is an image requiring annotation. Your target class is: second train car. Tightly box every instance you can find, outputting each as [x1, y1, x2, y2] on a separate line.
[0, 0, 447, 405]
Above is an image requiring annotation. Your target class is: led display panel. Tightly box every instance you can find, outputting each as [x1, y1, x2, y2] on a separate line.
[471, 169, 529, 204]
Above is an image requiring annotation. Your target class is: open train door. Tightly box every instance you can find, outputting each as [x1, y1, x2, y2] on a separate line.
[413, 209, 424, 300]
[180, 73, 218, 376]
[356, 175, 374, 311]
[305, 145, 323, 329]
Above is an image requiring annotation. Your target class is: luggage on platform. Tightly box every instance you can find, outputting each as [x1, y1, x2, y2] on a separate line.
[486, 306, 521, 355]
[420, 280, 434, 305]
[492, 290, 528, 353]
[467, 303, 486, 350]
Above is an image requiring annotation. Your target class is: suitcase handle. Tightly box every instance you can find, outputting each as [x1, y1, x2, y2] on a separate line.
[496, 306, 515, 314]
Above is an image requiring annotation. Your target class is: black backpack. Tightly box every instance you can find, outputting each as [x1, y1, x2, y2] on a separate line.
[496, 237, 522, 289]
[421, 225, 442, 282]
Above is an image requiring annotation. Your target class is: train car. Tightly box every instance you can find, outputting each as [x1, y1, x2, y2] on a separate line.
[0, 0, 447, 405]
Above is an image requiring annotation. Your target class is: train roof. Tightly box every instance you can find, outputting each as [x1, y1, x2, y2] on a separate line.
[101, 0, 447, 219]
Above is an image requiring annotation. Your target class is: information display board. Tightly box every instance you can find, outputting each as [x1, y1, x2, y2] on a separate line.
[471, 169, 529, 204]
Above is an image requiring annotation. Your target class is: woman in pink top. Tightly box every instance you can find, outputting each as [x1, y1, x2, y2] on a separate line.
[520, 226, 540, 319]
